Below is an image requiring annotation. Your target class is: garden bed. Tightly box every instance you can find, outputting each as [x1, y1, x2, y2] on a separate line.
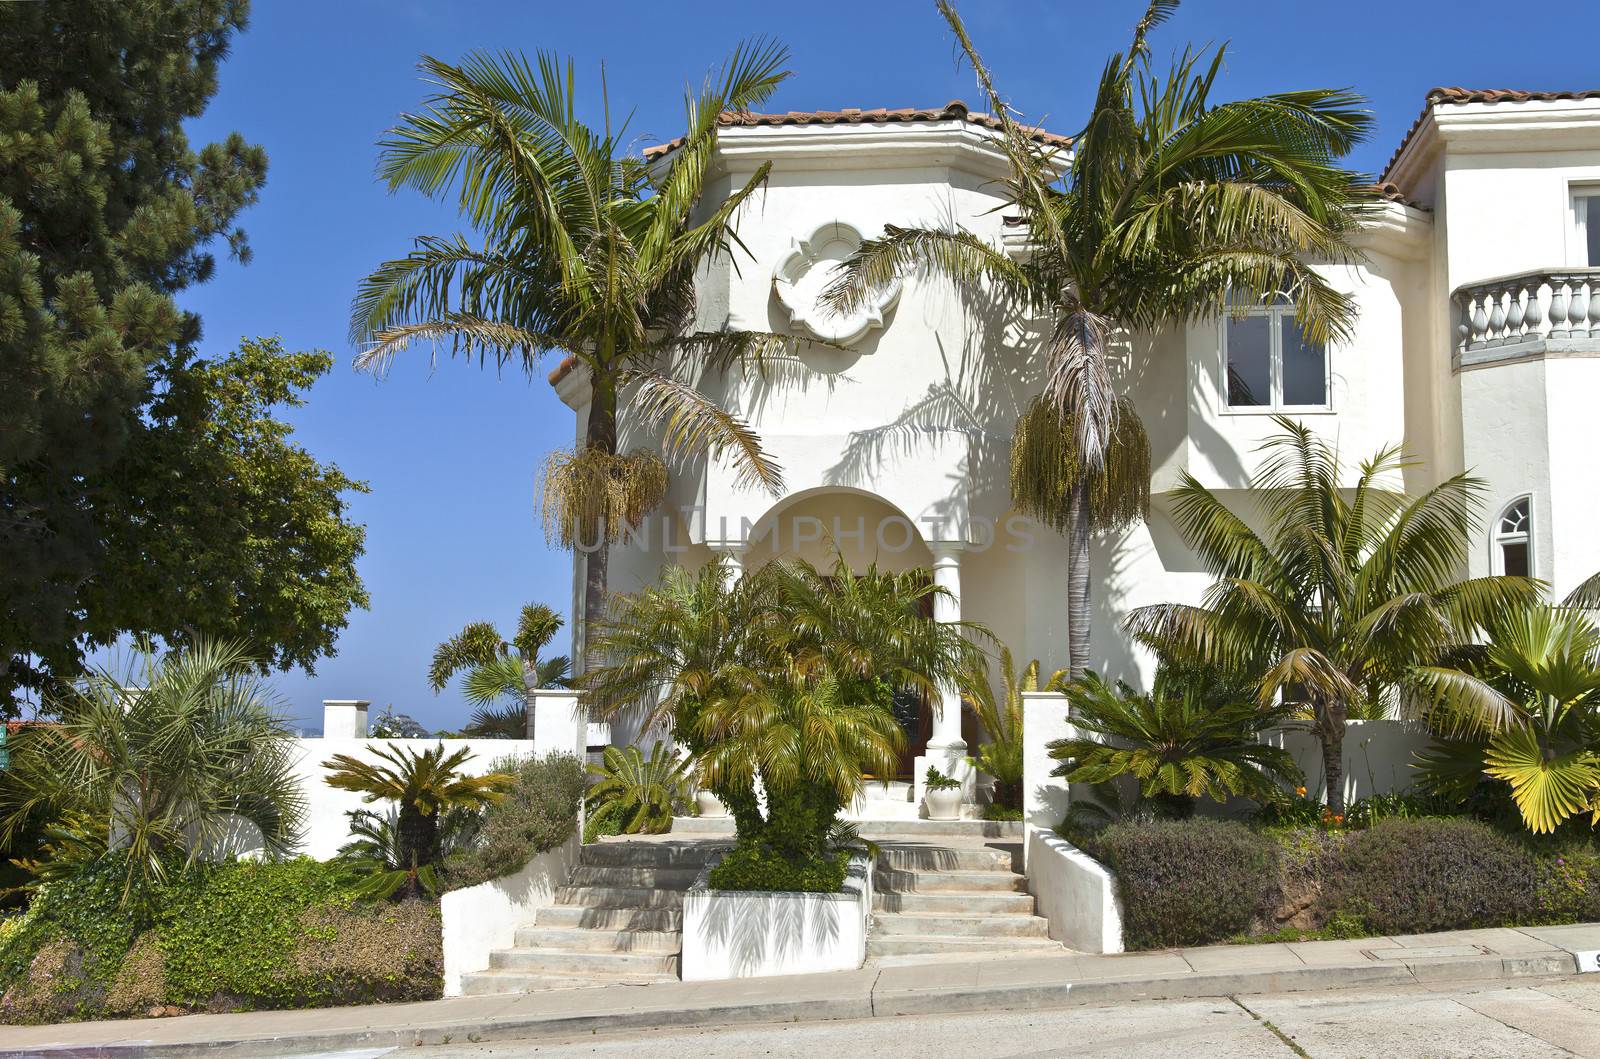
[1076, 814, 1600, 951]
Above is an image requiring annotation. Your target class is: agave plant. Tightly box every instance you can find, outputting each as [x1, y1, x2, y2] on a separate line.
[584, 743, 690, 838]
[323, 742, 510, 897]
[1051, 669, 1301, 818]
[963, 648, 1067, 811]
[1410, 604, 1600, 834]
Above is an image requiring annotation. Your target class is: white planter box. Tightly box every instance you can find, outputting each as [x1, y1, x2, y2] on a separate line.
[681, 852, 872, 980]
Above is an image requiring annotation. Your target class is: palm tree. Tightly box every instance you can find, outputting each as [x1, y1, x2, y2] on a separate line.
[336, 804, 479, 900]
[351, 45, 800, 672]
[1127, 418, 1539, 814]
[962, 647, 1067, 812]
[1052, 668, 1300, 819]
[825, 0, 1373, 678]
[1410, 604, 1600, 834]
[323, 742, 510, 897]
[585, 555, 986, 889]
[584, 743, 690, 837]
[0, 639, 305, 907]
[430, 603, 568, 738]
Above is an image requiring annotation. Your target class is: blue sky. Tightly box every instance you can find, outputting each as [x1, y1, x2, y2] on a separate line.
[179, 0, 1594, 731]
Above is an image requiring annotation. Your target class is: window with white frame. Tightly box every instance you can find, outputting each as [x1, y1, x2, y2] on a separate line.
[1223, 295, 1329, 410]
[1494, 497, 1532, 578]
[1573, 188, 1600, 267]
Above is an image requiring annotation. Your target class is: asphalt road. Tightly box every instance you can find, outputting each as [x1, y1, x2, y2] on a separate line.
[380, 975, 1600, 1059]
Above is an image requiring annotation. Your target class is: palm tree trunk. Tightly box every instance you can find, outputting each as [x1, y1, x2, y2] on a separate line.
[1066, 480, 1092, 679]
[521, 655, 539, 741]
[581, 380, 618, 674]
[1317, 697, 1349, 816]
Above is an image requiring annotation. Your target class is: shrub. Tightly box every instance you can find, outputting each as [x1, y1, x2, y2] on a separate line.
[1323, 818, 1539, 935]
[442, 753, 584, 891]
[1094, 819, 1278, 949]
[707, 846, 848, 893]
[278, 900, 440, 1007]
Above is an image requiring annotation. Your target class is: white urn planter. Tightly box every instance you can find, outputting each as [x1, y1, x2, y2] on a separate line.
[695, 790, 729, 818]
[924, 786, 962, 820]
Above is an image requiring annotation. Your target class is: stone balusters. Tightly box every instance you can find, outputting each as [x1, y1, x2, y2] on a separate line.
[1455, 268, 1600, 356]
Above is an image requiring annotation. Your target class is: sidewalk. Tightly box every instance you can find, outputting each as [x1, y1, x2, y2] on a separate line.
[4, 924, 1598, 1058]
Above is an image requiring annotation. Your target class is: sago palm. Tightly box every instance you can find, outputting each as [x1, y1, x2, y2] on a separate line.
[323, 742, 510, 896]
[1052, 669, 1300, 819]
[826, 0, 1373, 677]
[430, 603, 568, 738]
[962, 647, 1067, 811]
[1410, 604, 1600, 834]
[584, 743, 690, 837]
[336, 804, 479, 900]
[351, 44, 800, 671]
[0, 639, 305, 908]
[1127, 418, 1539, 813]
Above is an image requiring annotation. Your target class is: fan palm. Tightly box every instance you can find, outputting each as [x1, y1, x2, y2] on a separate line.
[0, 639, 305, 908]
[1052, 669, 1300, 819]
[323, 742, 510, 896]
[825, 0, 1373, 679]
[1127, 418, 1540, 814]
[586, 555, 986, 888]
[584, 743, 690, 837]
[1409, 604, 1600, 834]
[963, 647, 1068, 811]
[430, 603, 569, 739]
[351, 45, 801, 672]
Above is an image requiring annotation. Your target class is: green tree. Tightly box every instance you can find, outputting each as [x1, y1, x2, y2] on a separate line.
[587, 558, 985, 890]
[1127, 418, 1539, 814]
[429, 603, 568, 738]
[1411, 603, 1600, 834]
[351, 45, 799, 673]
[826, 0, 1372, 678]
[323, 743, 510, 899]
[0, 3, 365, 708]
[0, 639, 306, 909]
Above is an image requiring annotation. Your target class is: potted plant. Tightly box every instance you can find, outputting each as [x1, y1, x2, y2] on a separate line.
[923, 765, 962, 820]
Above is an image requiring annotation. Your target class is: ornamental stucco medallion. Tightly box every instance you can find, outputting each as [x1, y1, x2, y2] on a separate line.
[772, 221, 901, 346]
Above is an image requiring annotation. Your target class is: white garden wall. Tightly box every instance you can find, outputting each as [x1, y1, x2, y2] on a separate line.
[1026, 829, 1123, 954]
[1262, 719, 1436, 808]
[439, 832, 581, 997]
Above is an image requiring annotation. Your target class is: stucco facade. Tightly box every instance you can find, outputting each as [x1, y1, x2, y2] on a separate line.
[554, 93, 1600, 791]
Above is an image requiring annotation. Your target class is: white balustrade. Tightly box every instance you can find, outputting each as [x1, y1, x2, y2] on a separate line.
[1454, 268, 1600, 357]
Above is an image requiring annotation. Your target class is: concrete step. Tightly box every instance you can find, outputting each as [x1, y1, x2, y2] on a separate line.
[873, 890, 1037, 915]
[568, 865, 701, 889]
[670, 817, 1023, 839]
[875, 867, 1027, 893]
[865, 934, 1064, 957]
[490, 947, 680, 977]
[535, 904, 682, 931]
[581, 840, 720, 868]
[555, 885, 685, 910]
[873, 913, 1049, 938]
[875, 845, 1018, 872]
[513, 925, 680, 953]
[669, 816, 736, 833]
[459, 970, 619, 996]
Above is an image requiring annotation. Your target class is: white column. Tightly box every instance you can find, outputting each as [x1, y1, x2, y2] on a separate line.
[322, 700, 369, 739]
[927, 543, 966, 756]
[1022, 690, 1073, 861]
[531, 689, 588, 759]
[716, 543, 748, 584]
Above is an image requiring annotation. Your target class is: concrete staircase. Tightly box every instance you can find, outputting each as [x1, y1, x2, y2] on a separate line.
[460, 838, 716, 995]
[867, 830, 1064, 962]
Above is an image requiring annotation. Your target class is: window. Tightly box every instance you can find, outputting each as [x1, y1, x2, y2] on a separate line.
[1223, 296, 1329, 410]
[1575, 190, 1600, 267]
[1494, 497, 1532, 578]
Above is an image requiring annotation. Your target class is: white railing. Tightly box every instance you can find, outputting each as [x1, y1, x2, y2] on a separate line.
[1454, 267, 1600, 359]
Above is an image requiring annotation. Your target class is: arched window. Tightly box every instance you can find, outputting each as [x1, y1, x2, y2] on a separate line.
[1494, 498, 1532, 578]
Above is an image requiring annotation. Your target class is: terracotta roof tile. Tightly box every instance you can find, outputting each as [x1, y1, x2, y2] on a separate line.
[1382, 87, 1600, 184]
[642, 99, 1071, 161]
[548, 354, 577, 386]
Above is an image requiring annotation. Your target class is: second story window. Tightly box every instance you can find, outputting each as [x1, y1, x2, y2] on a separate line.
[1223, 296, 1329, 411]
[1494, 497, 1532, 578]
[1573, 188, 1600, 266]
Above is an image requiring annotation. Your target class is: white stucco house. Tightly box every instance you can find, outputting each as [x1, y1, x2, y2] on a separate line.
[549, 90, 1600, 812]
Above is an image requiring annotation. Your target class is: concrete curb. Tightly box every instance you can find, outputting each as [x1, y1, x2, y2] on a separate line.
[8, 950, 1580, 1058]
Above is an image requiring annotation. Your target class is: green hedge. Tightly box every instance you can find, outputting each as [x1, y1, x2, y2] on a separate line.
[0, 856, 440, 1024]
[1089, 816, 1600, 950]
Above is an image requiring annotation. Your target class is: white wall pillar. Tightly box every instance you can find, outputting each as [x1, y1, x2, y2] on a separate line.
[914, 543, 973, 812]
[322, 700, 369, 739]
[1022, 690, 1073, 859]
[531, 689, 588, 760]
[716, 543, 748, 584]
